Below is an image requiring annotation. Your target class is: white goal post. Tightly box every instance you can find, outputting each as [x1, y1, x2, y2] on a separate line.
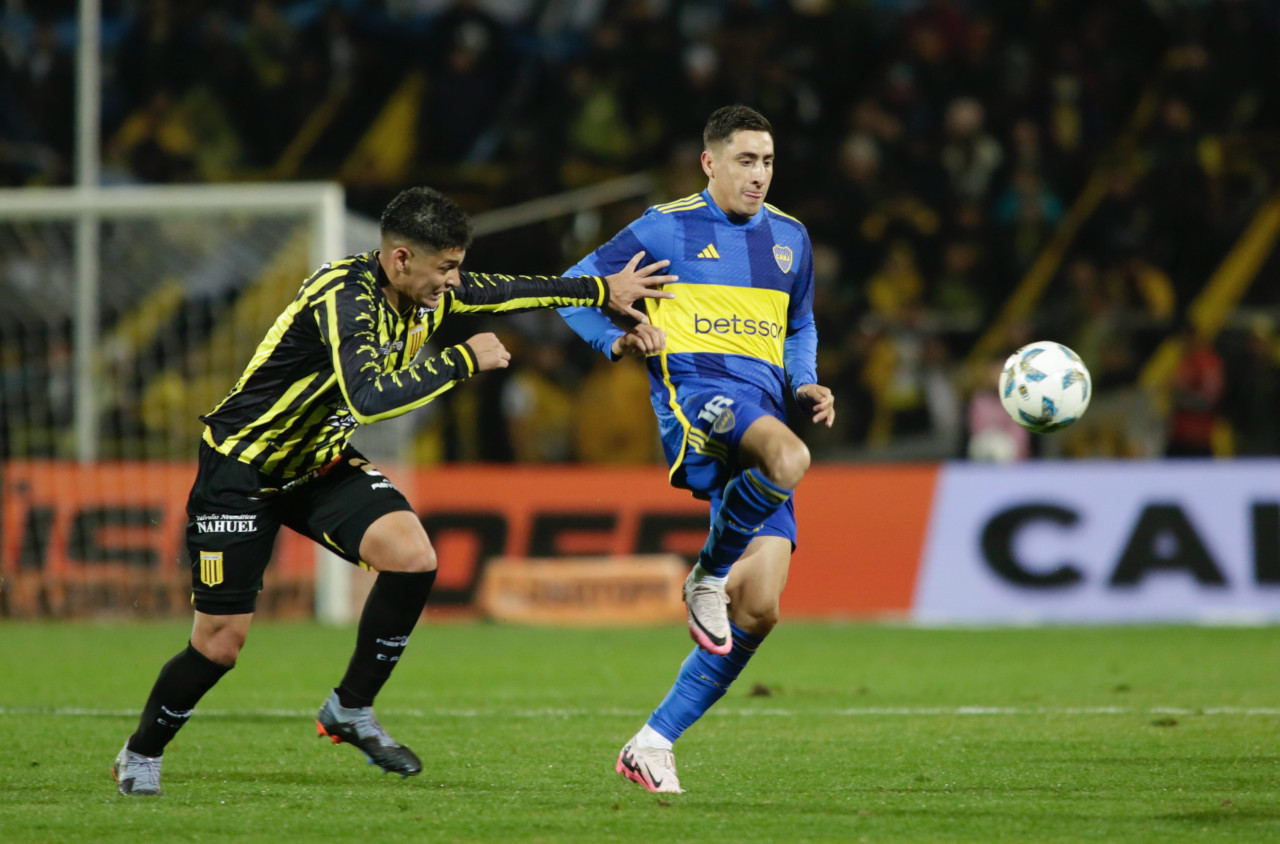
[0, 182, 351, 622]
[0, 182, 345, 459]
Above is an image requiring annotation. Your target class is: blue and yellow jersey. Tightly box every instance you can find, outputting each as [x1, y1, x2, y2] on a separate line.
[560, 189, 819, 481]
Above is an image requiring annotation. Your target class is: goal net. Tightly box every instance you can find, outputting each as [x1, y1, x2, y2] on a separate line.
[0, 183, 346, 620]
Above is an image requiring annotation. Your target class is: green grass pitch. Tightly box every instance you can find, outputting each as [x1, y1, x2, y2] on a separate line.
[1, 620, 1278, 843]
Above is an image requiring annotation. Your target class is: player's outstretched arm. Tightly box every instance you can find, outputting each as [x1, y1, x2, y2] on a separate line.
[602, 252, 677, 324]
[452, 270, 608, 314]
[796, 383, 836, 428]
[451, 255, 673, 322]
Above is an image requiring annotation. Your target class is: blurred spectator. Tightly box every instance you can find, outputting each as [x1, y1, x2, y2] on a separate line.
[939, 97, 1003, 204]
[710, 0, 772, 102]
[418, 0, 512, 163]
[952, 14, 1000, 107]
[931, 237, 986, 328]
[500, 339, 575, 463]
[1165, 324, 1226, 458]
[860, 303, 949, 448]
[0, 320, 74, 458]
[558, 29, 662, 181]
[573, 357, 660, 465]
[1223, 318, 1280, 456]
[1002, 116, 1059, 189]
[859, 186, 941, 278]
[1143, 96, 1214, 297]
[1046, 67, 1085, 179]
[1053, 256, 1111, 368]
[822, 131, 889, 279]
[116, 0, 193, 107]
[1080, 164, 1150, 264]
[419, 17, 508, 162]
[921, 334, 964, 456]
[186, 11, 254, 155]
[866, 239, 925, 321]
[240, 0, 298, 162]
[993, 168, 1063, 228]
[992, 168, 1062, 279]
[1091, 336, 1140, 396]
[673, 43, 733, 145]
[317, 4, 358, 94]
[1104, 251, 1176, 328]
[14, 22, 74, 166]
[106, 87, 197, 183]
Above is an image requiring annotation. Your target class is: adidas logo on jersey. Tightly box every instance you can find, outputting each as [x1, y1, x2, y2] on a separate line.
[697, 244, 720, 259]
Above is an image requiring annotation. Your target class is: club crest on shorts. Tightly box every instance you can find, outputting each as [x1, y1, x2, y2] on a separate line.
[199, 551, 224, 587]
[772, 245, 793, 273]
[712, 407, 737, 434]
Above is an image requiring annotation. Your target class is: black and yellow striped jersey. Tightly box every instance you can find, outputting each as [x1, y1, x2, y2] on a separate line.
[201, 250, 606, 478]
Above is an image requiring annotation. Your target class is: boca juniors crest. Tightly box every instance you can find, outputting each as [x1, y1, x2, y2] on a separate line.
[772, 245, 793, 273]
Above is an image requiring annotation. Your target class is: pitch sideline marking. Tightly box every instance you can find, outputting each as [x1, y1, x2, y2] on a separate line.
[1, 705, 1278, 718]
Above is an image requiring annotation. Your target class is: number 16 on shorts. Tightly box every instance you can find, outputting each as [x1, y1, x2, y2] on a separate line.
[697, 395, 734, 425]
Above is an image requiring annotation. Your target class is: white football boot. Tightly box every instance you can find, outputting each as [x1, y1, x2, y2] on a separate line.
[683, 570, 732, 655]
[616, 736, 685, 794]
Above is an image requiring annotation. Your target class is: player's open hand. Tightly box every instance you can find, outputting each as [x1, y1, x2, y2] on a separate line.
[611, 324, 666, 359]
[796, 383, 835, 428]
[464, 332, 511, 372]
[603, 252, 677, 324]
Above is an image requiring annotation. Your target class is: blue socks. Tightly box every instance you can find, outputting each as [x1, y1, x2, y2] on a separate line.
[643, 469, 786, 743]
[697, 468, 792, 577]
[647, 622, 763, 742]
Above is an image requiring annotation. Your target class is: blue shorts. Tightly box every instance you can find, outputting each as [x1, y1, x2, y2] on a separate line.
[661, 389, 798, 546]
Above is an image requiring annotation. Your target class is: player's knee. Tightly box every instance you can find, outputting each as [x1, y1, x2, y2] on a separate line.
[194, 629, 245, 667]
[374, 540, 437, 573]
[361, 514, 438, 572]
[401, 543, 437, 574]
[733, 600, 781, 638]
[390, 534, 438, 573]
[763, 438, 810, 489]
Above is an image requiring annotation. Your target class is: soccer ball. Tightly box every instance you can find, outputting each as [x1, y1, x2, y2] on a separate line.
[998, 341, 1092, 433]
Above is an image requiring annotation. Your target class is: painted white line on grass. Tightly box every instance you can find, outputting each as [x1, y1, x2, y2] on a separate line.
[2, 705, 1278, 718]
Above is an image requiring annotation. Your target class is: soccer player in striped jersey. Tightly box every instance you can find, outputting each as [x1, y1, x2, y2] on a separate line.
[559, 105, 835, 793]
[111, 186, 675, 796]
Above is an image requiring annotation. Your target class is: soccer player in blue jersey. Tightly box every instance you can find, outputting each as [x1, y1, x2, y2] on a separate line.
[559, 105, 835, 793]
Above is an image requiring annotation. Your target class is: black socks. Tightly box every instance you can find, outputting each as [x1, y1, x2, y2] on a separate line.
[336, 569, 436, 709]
[125, 569, 435, 756]
[128, 642, 232, 757]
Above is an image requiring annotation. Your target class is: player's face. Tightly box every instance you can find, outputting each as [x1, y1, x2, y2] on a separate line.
[387, 245, 465, 310]
[703, 130, 774, 218]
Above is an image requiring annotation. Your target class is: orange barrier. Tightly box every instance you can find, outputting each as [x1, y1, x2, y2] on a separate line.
[1, 461, 939, 618]
[0, 461, 313, 616]
[399, 465, 710, 603]
[787, 464, 937, 617]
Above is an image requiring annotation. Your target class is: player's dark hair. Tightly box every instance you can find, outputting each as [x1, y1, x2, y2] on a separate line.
[380, 186, 473, 252]
[703, 105, 773, 149]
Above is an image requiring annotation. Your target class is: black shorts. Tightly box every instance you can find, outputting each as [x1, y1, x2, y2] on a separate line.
[186, 442, 414, 614]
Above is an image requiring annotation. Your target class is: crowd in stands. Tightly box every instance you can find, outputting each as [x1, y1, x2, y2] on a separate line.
[2, 0, 1279, 463]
